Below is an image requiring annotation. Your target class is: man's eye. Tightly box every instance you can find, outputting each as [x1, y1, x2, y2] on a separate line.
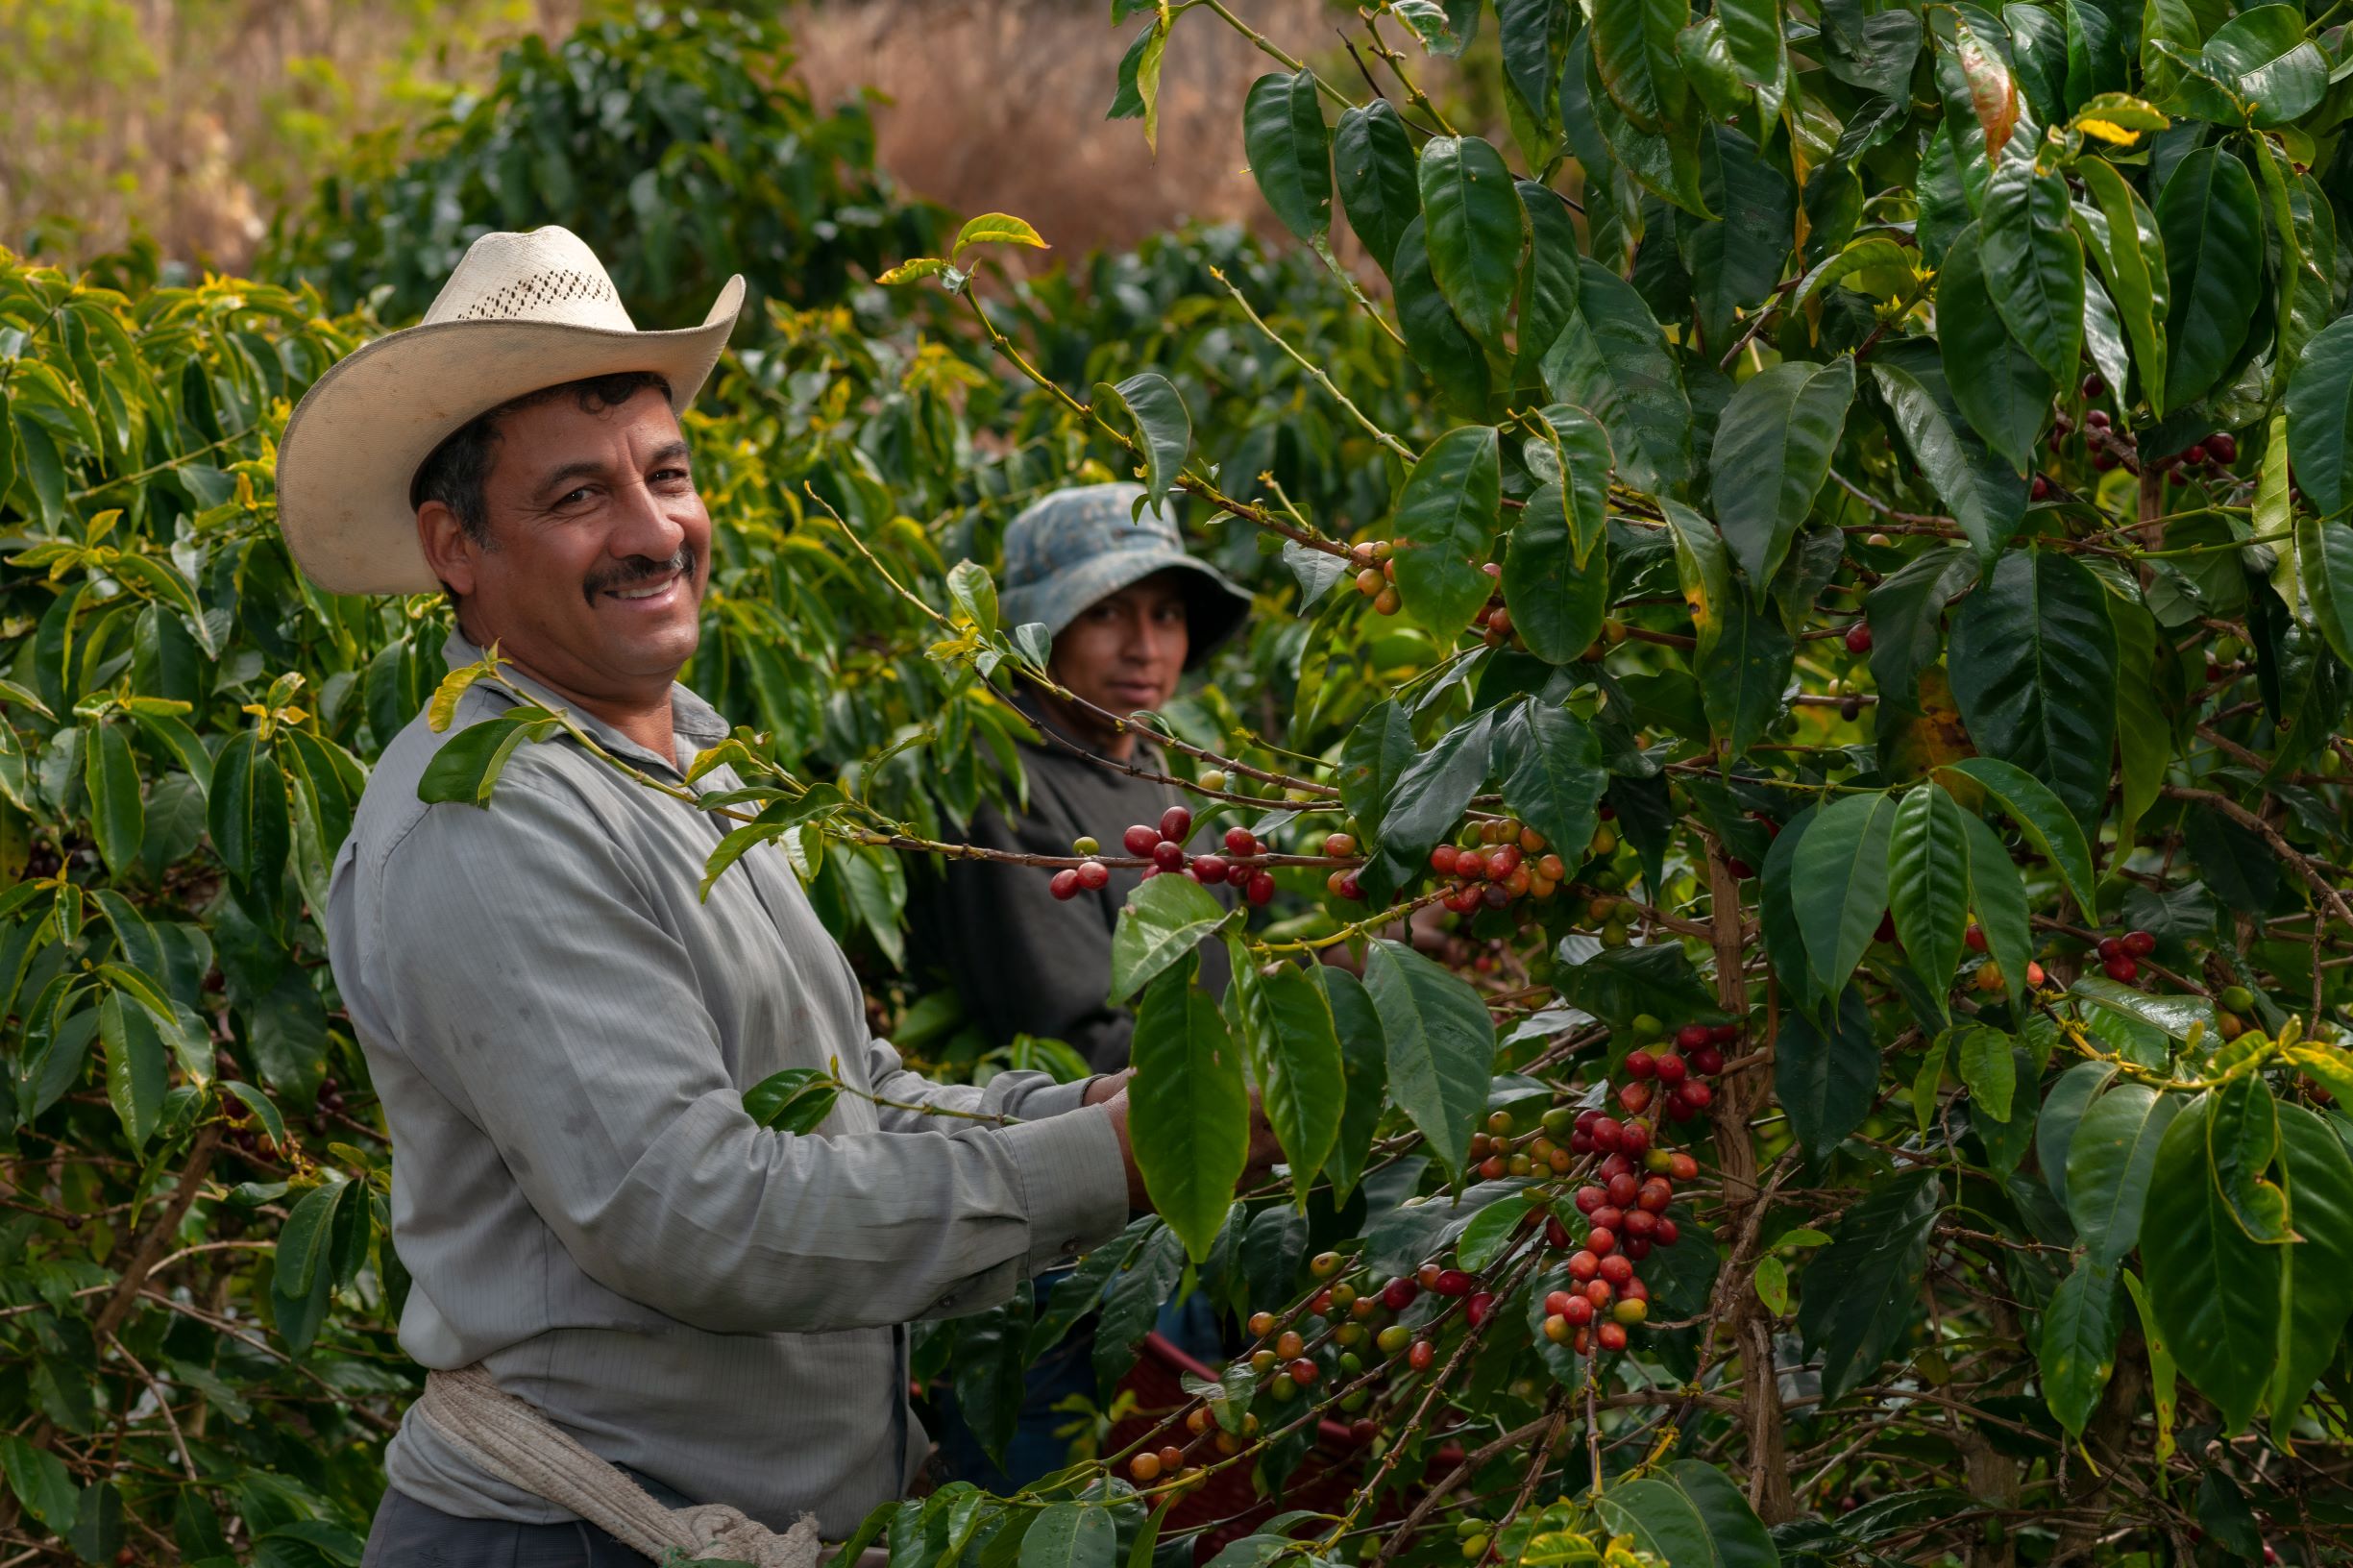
[557, 487, 595, 508]
[652, 468, 692, 487]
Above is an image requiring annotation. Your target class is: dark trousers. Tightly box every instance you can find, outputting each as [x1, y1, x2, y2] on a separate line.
[360, 1468, 697, 1567]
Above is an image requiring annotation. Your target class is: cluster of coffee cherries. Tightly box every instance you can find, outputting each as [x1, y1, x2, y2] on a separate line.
[2091, 926, 2158, 984]
[1612, 1021, 1734, 1123]
[1047, 805, 1287, 906]
[2068, 374, 2241, 481]
[1428, 816, 1570, 914]
[1541, 1142, 1703, 1357]
[1348, 539, 1403, 616]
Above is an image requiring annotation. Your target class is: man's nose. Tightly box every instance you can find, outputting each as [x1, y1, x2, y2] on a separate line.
[609, 476, 688, 561]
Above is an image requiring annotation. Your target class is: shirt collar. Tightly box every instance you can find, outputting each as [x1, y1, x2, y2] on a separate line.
[440, 628, 730, 780]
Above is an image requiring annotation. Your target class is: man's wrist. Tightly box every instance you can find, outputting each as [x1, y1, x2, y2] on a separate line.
[1081, 1068, 1134, 1108]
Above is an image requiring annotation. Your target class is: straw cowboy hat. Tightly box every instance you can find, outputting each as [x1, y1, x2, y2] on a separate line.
[275, 226, 744, 595]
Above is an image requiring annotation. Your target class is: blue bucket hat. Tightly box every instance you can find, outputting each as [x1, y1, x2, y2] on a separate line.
[997, 483, 1253, 670]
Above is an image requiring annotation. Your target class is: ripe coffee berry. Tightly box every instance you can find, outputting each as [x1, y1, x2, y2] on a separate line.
[1599, 1253, 1634, 1286]
[1288, 1358, 1318, 1385]
[1408, 1339, 1436, 1371]
[1619, 1119, 1653, 1157]
[1434, 1269, 1474, 1296]
[1605, 1172, 1639, 1206]
[1598, 1322, 1629, 1352]
[1189, 854, 1227, 883]
[1576, 1185, 1606, 1213]
[1689, 1045, 1724, 1075]
[2096, 936, 2123, 960]
[1623, 1209, 1657, 1239]
[1248, 1311, 1278, 1337]
[1546, 1214, 1573, 1249]
[1417, 1262, 1445, 1289]
[1076, 860, 1110, 890]
[1618, 1080, 1654, 1114]
[1430, 844, 1459, 875]
[2123, 929, 2156, 956]
[1625, 1049, 1657, 1080]
[1679, 1080, 1714, 1110]
[1466, 1291, 1496, 1327]
[1049, 869, 1082, 900]
[1844, 621, 1873, 654]
[1328, 869, 1364, 899]
[1654, 1053, 1687, 1084]
[1456, 849, 1485, 880]
[1275, 1330, 1305, 1359]
[1567, 1250, 1600, 1282]
[1638, 1180, 1673, 1213]
[1590, 1205, 1626, 1233]
[1226, 827, 1258, 855]
[1654, 1217, 1680, 1246]
[1676, 1024, 1708, 1050]
[1160, 1445, 1186, 1472]
[1668, 1152, 1699, 1180]
[2104, 956, 2140, 983]
[1562, 1293, 1595, 1325]
[1586, 1226, 1618, 1256]
[1160, 806, 1192, 842]
[1246, 872, 1276, 905]
[1151, 840, 1186, 871]
[1324, 832, 1356, 856]
[2209, 431, 2239, 463]
[1589, 1115, 1624, 1151]
[1708, 1022, 1739, 1044]
[1123, 823, 1160, 856]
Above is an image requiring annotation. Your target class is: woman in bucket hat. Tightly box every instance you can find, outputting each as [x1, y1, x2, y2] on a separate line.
[914, 481, 1253, 1075]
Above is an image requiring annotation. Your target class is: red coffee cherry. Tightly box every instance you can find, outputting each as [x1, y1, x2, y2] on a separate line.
[1625, 1049, 1657, 1080]
[1076, 860, 1111, 891]
[1160, 806, 1193, 842]
[1226, 827, 1258, 856]
[1050, 869, 1082, 901]
[1152, 840, 1186, 871]
[2123, 930, 2156, 957]
[1844, 621, 1873, 654]
[1654, 1053, 1687, 1085]
[1246, 872, 1276, 906]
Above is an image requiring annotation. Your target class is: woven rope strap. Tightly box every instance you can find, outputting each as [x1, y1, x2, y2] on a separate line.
[416, 1365, 823, 1568]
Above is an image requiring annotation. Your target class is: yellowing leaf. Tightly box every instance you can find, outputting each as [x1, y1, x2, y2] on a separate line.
[950, 213, 1050, 262]
[2076, 118, 2141, 144]
[875, 257, 949, 285]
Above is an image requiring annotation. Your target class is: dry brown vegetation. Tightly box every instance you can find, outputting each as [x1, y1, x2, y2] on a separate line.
[792, 0, 1337, 257]
[4, 0, 1372, 274]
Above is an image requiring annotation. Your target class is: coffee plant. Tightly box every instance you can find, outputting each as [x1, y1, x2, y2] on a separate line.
[13, 1, 2353, 1565]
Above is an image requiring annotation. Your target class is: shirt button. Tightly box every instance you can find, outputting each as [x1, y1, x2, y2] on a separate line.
[935, 1294, 957, 1311]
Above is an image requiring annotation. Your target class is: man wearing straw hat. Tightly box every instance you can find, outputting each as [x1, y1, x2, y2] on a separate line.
[279, 228, 1238, 1565]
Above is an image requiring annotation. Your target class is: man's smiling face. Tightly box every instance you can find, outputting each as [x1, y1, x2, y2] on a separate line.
[421, 383, 711, 706]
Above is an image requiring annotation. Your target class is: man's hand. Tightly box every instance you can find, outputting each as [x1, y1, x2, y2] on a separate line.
[1094, 1081, 1152, 1211]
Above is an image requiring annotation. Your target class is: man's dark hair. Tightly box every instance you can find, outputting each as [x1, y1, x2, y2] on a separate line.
[408, 370, 674, 547]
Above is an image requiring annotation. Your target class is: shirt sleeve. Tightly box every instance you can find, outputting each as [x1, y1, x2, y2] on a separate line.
[371, 762, 1131, 1335]
[858, 1037, 1100, 1128]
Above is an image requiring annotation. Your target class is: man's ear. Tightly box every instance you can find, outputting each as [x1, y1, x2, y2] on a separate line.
[418, 502, 480, 599]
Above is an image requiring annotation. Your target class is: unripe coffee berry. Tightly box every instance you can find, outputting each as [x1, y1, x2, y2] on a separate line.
[1249, 1311, 1277, 1337]
[1325, 832, 1357, 857]
[1275, 1330, 1305, 1359]
[1131, 1452, 1163, 1482]
[1377, 1323, 1412, 1354]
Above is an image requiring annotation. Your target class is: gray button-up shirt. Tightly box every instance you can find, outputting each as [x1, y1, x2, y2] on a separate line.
[327, 632, 1131, 1535]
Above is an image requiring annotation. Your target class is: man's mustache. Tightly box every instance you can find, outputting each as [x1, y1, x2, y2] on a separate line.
[582, 549, 697, 604]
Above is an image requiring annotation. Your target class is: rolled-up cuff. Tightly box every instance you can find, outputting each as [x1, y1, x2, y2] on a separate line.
[1003, 1104, 1130, 1275]
[1006, 1072, 1098, 1121]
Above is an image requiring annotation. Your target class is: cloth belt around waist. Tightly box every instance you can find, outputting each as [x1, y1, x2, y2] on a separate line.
[417, 1363, 879, 1567]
